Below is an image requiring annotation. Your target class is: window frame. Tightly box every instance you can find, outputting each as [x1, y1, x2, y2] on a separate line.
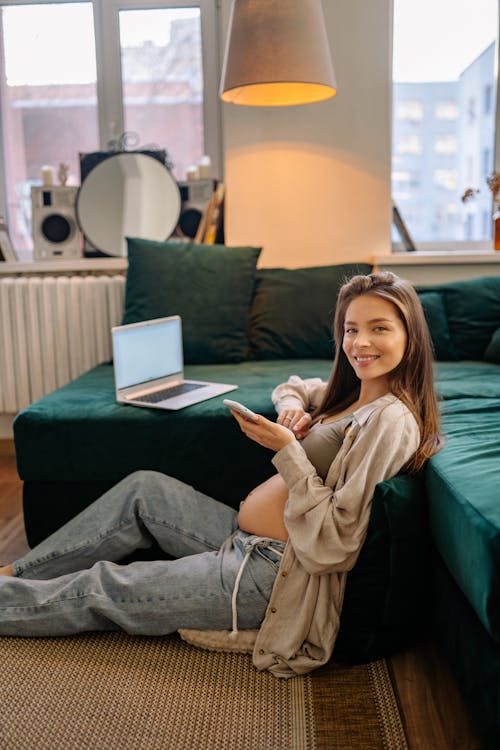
[0, 0, 222, 234]
[390, 0, 500, 253]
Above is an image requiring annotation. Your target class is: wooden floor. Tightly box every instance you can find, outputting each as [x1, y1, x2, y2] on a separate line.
[0, 445, 481, 749]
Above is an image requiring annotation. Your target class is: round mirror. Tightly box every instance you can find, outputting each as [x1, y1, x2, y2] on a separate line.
[76, 152, 181, 257]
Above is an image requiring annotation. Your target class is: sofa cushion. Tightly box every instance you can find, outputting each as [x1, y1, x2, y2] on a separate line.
[248, 263, 372, 360]
[418, 291, 458, 361]
[433, 360, 500, 400]
[416, 277, 500, 360]
[122, 238, 261, 364]
[485, 327, 500, 364]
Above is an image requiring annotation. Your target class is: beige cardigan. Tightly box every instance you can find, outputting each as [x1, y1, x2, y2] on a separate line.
[251, 376, 420, 678]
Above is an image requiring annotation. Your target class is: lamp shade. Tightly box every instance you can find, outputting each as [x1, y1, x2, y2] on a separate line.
[219, 0, 337, 107]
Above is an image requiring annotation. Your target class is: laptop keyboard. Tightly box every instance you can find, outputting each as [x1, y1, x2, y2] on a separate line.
[134, 382, 205, 404]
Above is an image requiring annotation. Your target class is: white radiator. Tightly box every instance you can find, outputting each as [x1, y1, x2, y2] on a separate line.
[0, 274, 125, 413]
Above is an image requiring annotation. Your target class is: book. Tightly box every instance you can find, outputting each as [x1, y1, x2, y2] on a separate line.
[0, 217, 17, 261]
[194, 198, 211, 243]
[203, 183, 225, 244]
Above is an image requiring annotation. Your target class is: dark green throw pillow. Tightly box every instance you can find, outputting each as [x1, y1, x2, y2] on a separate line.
[418, 291, 458, 361]
[123, 238, 261, 364]
[485, 327, 500, 364]
[416, 277, 500, 360]
[248, 263, 372, 360]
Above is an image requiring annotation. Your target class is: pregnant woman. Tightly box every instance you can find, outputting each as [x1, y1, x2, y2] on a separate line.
[0, 271, 441, 678]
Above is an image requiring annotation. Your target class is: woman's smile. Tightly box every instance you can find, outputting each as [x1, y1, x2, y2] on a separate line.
[353, 354, 380, 366]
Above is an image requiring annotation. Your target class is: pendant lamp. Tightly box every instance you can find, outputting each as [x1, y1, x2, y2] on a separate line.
[219, 0, 337, 107]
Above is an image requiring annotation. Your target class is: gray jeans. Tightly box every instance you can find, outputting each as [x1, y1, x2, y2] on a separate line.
[0, 471, 285, 637]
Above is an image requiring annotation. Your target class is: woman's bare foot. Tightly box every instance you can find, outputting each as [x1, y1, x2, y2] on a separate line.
[0, 564, 14, 577]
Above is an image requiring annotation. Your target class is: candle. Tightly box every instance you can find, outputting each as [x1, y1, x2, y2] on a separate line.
[41, 165, 53, 187]
[198, 155, 212, 179]
[186, 165, 199, 181]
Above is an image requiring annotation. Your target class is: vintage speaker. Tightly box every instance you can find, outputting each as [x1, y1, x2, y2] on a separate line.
[176, 179, 214, 238]
[31, 186, 81, 260]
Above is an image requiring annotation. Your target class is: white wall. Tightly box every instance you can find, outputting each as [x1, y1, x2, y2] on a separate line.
[220, 0, 393, 268]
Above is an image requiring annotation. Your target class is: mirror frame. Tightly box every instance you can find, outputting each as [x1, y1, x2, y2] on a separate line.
[76, 151, 181, 257]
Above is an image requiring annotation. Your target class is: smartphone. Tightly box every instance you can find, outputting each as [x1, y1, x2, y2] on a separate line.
[223, 399, 259, 423]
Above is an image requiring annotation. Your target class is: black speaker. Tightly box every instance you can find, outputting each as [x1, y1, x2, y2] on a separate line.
[176, 179, 215, 239]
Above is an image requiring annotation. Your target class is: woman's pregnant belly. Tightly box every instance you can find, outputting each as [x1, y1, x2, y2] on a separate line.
[237, 473, 289, 542]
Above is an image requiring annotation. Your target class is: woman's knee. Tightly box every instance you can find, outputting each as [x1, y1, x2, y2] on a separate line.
[123, 470, 191, 506]
[124, 469, 168, 491]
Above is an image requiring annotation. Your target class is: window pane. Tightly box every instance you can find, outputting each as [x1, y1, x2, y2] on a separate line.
[0, 3, 98, 257]
[119, 7, 204, 182]
[392, 0, 498, 244]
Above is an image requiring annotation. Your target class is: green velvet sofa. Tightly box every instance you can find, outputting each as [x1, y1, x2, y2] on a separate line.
[12, 241, 500, 748]
[415, 277, 500, 750]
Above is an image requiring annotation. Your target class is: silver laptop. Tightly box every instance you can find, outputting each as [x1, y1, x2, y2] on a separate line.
[112, 316, 238, 410]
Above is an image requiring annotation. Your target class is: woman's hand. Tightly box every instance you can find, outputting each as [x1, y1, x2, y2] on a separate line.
[277, 408, 312, 439]
[231, 410, 296, 452]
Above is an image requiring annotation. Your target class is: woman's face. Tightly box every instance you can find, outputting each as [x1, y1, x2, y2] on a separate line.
[342, 294, 408, 390]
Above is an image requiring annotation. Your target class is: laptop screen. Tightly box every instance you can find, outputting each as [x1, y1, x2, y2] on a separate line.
[113, 317, 183, 390]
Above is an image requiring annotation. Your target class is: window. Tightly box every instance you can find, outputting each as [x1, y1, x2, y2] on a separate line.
[392, 170, 420, 189]
[392, 0, 498, 248]
[434, 169, 458, 190]
[0, 3, 98, 254]
[465, 213, 474, 240]
[395, 100, 423, 122]
[467, 96, 477, 124]
[435, 101, 459, 120]
[483, 147, 492, 176]
[484, 83, 493, 114]
[483, 209, 491, 236]
[467, 155, 475, 184]
[444, 203, 458, 222]
[395, 135, 422, 155]
[434, 135, 457, 155]
[0, 0, 220, 259]
[119, 7, 204, 183]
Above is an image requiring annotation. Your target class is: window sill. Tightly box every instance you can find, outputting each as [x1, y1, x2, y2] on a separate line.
[373, 251, 500, 283]
[375, 250, 500, 265]
[0, 258, 127, 276]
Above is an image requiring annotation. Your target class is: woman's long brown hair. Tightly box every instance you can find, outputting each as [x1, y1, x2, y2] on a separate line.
[312, 271, 442, 472]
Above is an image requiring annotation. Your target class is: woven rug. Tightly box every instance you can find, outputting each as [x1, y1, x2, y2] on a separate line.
[0, 632, 407, 750]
